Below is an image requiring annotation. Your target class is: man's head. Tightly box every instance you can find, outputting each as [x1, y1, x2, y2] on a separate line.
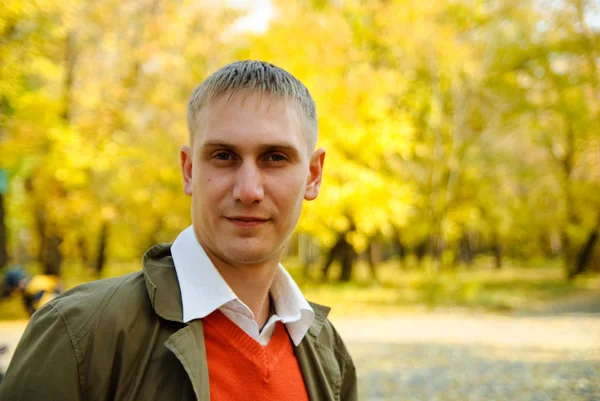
[186, 60, 318, 152]
[181, 61, 325, 268]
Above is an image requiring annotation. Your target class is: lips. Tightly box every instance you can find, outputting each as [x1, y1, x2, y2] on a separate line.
[225, 216, 270, 228]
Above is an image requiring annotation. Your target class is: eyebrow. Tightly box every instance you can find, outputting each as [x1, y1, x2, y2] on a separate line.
[200, 141, 301, 157]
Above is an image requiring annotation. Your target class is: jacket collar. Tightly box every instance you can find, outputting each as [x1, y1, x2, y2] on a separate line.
[306, 302, 330, 338]
[142, 243, 186, 323]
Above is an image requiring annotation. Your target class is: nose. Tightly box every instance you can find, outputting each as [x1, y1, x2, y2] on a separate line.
[233, 161, 264, 204]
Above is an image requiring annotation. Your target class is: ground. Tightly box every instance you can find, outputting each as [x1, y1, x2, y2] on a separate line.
[1, 292, 599, 400]
[334, 312, 600, 400]
[333, 291, 600, 400]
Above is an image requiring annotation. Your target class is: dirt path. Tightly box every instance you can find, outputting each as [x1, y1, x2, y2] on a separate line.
[0, 320, 27, 376]
[331, 312, 600, 350]
[329, 292, 600, 401]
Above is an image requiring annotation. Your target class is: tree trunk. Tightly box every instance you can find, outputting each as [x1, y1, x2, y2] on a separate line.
[33, 205, 63, 276]
[560, 123, 576, 278]
[415, 239, 428, 268]
[570, 216, 600, 279]
[321, 233, 357, 282]
[339, 254, 353, 282]
[392, 228, 407, 269]
[94, 221, 109, 277]
[367, 240, 380, 281]
[432, 236, 444, 270]
[42, 234, 63, 275]
[77, 235, 90, 269]
[458, 233, 474, 267]
[0, 192, 8, 269]
[397, 242, 407, 269]
[562, 231, 572, 279]
[27, 178, 64, 276]
[338, 236, 357, 282]
[491, 232, 503, 269]
[492, 243, 503, 269]
[321, 239, 339, 282]
[33, 205, 46, 268]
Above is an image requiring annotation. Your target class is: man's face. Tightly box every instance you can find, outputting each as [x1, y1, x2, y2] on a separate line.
[180, 92, 325, 267]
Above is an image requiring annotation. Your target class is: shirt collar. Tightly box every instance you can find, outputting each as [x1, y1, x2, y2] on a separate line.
[171, 226, 237, 322]
[171, 226, 314, 344]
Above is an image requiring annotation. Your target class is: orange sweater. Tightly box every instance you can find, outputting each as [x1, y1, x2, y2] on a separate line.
[203, 310, 310, 401]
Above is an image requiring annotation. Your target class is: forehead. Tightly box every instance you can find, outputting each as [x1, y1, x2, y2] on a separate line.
[197, 92, 306, 152]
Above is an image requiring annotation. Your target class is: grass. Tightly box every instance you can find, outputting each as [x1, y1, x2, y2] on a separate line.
[286, 257, 600, 318]
[1, 257, 598, 320]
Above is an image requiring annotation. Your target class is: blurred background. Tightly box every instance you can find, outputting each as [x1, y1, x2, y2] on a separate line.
[1, 0, 599, 399]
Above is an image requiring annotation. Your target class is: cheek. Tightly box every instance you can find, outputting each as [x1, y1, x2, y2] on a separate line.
[270, 175, 306, 208]
[197, 173, 231, 203]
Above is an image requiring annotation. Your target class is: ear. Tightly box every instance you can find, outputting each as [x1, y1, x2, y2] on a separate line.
[304, 148, 326, 201]
[180, 145, 193, 196]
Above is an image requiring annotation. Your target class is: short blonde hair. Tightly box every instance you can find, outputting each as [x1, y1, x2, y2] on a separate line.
[187, 60, 318, 149]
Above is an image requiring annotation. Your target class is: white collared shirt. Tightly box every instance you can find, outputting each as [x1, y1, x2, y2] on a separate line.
[171, 226, 314, 346]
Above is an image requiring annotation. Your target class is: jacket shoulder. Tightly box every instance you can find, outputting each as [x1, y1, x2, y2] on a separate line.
[306, 302, 353, 365]
[44, 271, 149, 342]
[297, 313, 358, 401]
[318, 318, 354, 365]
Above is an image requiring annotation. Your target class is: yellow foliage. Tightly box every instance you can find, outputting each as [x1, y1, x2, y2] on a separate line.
[0, 0, 598, 265]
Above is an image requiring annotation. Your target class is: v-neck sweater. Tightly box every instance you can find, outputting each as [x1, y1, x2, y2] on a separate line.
[203, 310, 310, 401]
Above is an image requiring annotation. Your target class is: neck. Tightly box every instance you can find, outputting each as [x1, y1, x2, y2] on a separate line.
[202, 246, 280, 328]
[219, 262, 276, 327]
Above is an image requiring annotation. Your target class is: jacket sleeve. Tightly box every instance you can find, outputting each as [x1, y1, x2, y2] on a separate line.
[336, 335, 358, 401]
[0, 303, 83, 401]
[326, 321, 358, 401]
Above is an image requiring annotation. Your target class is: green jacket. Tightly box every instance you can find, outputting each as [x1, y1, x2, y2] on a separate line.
[0, 244, 357, 401]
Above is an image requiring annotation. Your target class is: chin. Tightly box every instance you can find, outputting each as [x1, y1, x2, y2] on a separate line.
[226, 251, 271, 265]
[223, 242, 281, 265]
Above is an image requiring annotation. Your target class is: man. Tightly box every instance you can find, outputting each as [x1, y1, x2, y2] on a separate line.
[0, 60, 357, 400]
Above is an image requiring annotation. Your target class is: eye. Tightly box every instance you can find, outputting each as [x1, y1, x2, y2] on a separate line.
[214, 151, 233, 161]
[265, 153, 287, 162]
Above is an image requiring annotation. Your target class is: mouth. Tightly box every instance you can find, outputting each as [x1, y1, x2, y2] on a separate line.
[225, 216, 270, 228]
